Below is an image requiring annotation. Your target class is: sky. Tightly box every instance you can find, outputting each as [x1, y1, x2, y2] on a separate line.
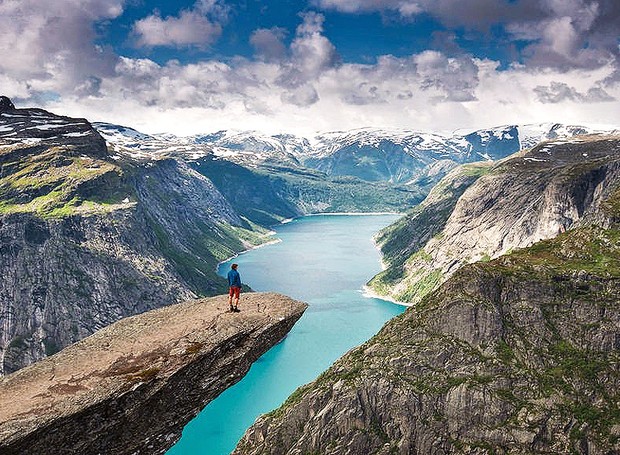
[0, 0, 619, 136]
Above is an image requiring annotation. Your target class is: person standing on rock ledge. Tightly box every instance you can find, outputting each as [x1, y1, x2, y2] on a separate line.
[227, 263, 242, 312]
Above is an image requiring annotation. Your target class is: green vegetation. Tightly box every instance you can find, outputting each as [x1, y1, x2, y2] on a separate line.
[43, 338, 60, 356]
[367, 161, 494, 301]
[460, 162, 493, 178]
[265, 383, 314, 419]
[7, 335, 26, 350]
[480, 253, 491, 262]
[0, 145, 132, 219]
[192, 157, 423, 226]
[398, 269, 443, 304]
[495, 226, 620, 278]
[248, 138, 620, 453]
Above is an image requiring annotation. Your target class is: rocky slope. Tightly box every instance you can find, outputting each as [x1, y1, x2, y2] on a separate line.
[370, 135, 620, 304]
[0, 97, 267, 374]
[234, 149, 620, 455]
[0, 292, 307, 455]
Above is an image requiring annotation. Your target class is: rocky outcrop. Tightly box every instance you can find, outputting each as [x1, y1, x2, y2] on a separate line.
[0, 99, 269, 374]
[235, 196, 620, 455]
[0, 292, 307, 455]
[0, 96, 16, 112]
[370, 135, 620, 304]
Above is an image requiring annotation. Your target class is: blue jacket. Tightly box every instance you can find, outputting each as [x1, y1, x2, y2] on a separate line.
[227, 269, 241, 287]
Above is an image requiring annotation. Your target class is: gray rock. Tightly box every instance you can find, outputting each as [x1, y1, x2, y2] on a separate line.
[0, 96, 15, 112]
[0, 292, 307, 455]
[370, 135, 620, 304]
[0, 104, 269, 374]
[234, 136, 620, 455]
[235, 238, 620, 454]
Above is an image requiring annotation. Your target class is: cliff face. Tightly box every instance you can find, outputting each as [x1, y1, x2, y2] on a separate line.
[0, 101, 267, 374]
[368, 162, 492, 296]
[370, 135, 620, 304]
[235, 187, 620, 455]
[0, 292, 307, 455]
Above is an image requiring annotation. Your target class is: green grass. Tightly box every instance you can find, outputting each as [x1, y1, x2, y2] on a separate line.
[0, 149, 132, 219]
[460, 162, 494, 178]
[398, 269, 444, 304]
[495, 226, 620, 278]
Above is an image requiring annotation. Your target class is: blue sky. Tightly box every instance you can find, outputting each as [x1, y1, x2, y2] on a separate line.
[0, 0, 618, 135]
[108, 1, 457, 64]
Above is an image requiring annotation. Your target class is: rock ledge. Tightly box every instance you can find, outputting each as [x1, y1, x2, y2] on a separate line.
[0, 292, 307, 454]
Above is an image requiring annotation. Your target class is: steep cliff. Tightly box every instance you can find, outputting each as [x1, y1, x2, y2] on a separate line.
[0, 292, 307, 455]
[370, 135, 620, 304]
[0, 99, 267, 374]
[368, 162, 492, 297]
[234, 170, 620, 455]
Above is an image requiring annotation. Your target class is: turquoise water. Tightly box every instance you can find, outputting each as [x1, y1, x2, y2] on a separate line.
[167, 214, 405, 455]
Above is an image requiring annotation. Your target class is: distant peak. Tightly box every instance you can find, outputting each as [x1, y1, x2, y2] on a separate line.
[0, 96, 16, 112]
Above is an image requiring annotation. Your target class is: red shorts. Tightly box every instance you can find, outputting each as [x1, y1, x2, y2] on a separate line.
[229, 286, 241, 298]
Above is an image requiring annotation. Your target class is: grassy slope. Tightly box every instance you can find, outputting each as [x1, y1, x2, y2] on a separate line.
[0, 143, 132, 218]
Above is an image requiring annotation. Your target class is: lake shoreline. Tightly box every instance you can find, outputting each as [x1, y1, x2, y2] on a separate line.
[217, 212, 405, 272]
[361, 285, 411, 307]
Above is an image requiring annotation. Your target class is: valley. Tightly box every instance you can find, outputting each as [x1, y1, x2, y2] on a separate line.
[236, 135, 620, 455]
[1, 94, 619, 455]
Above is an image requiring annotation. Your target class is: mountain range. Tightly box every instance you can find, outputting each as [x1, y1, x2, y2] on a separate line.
[2, 94, 620, 454]
[95, 121, 610, 185]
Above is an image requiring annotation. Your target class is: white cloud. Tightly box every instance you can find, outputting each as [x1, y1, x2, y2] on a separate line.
[132, 9, 223, 48]
[281, 84, 320, 106]
[250, 27, 288, 61]
[314, 0, 620, 74]
[414, 51, 479, 101]
[46, 49, 619, 137]
[0, 0, 124, 94]
[287, 12, 339, 82]
[2, 4, 618, 138]
[534, 81, 615, 103]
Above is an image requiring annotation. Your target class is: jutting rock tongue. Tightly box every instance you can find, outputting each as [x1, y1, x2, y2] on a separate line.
[0, 96, 16, 112]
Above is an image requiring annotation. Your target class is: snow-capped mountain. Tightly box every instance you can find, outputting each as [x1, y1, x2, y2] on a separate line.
[94, 122, 614, 184]
[192, 130, 308, 167]
[304, 123, 608, 183]
[93, 122, 211, 161]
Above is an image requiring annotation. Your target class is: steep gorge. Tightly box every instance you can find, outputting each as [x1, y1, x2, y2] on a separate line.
[235, 135, 620, 454]
[370, 136, 620, 304]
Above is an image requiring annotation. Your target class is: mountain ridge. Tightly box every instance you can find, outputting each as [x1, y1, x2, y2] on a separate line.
[369, 134, 620, 304]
